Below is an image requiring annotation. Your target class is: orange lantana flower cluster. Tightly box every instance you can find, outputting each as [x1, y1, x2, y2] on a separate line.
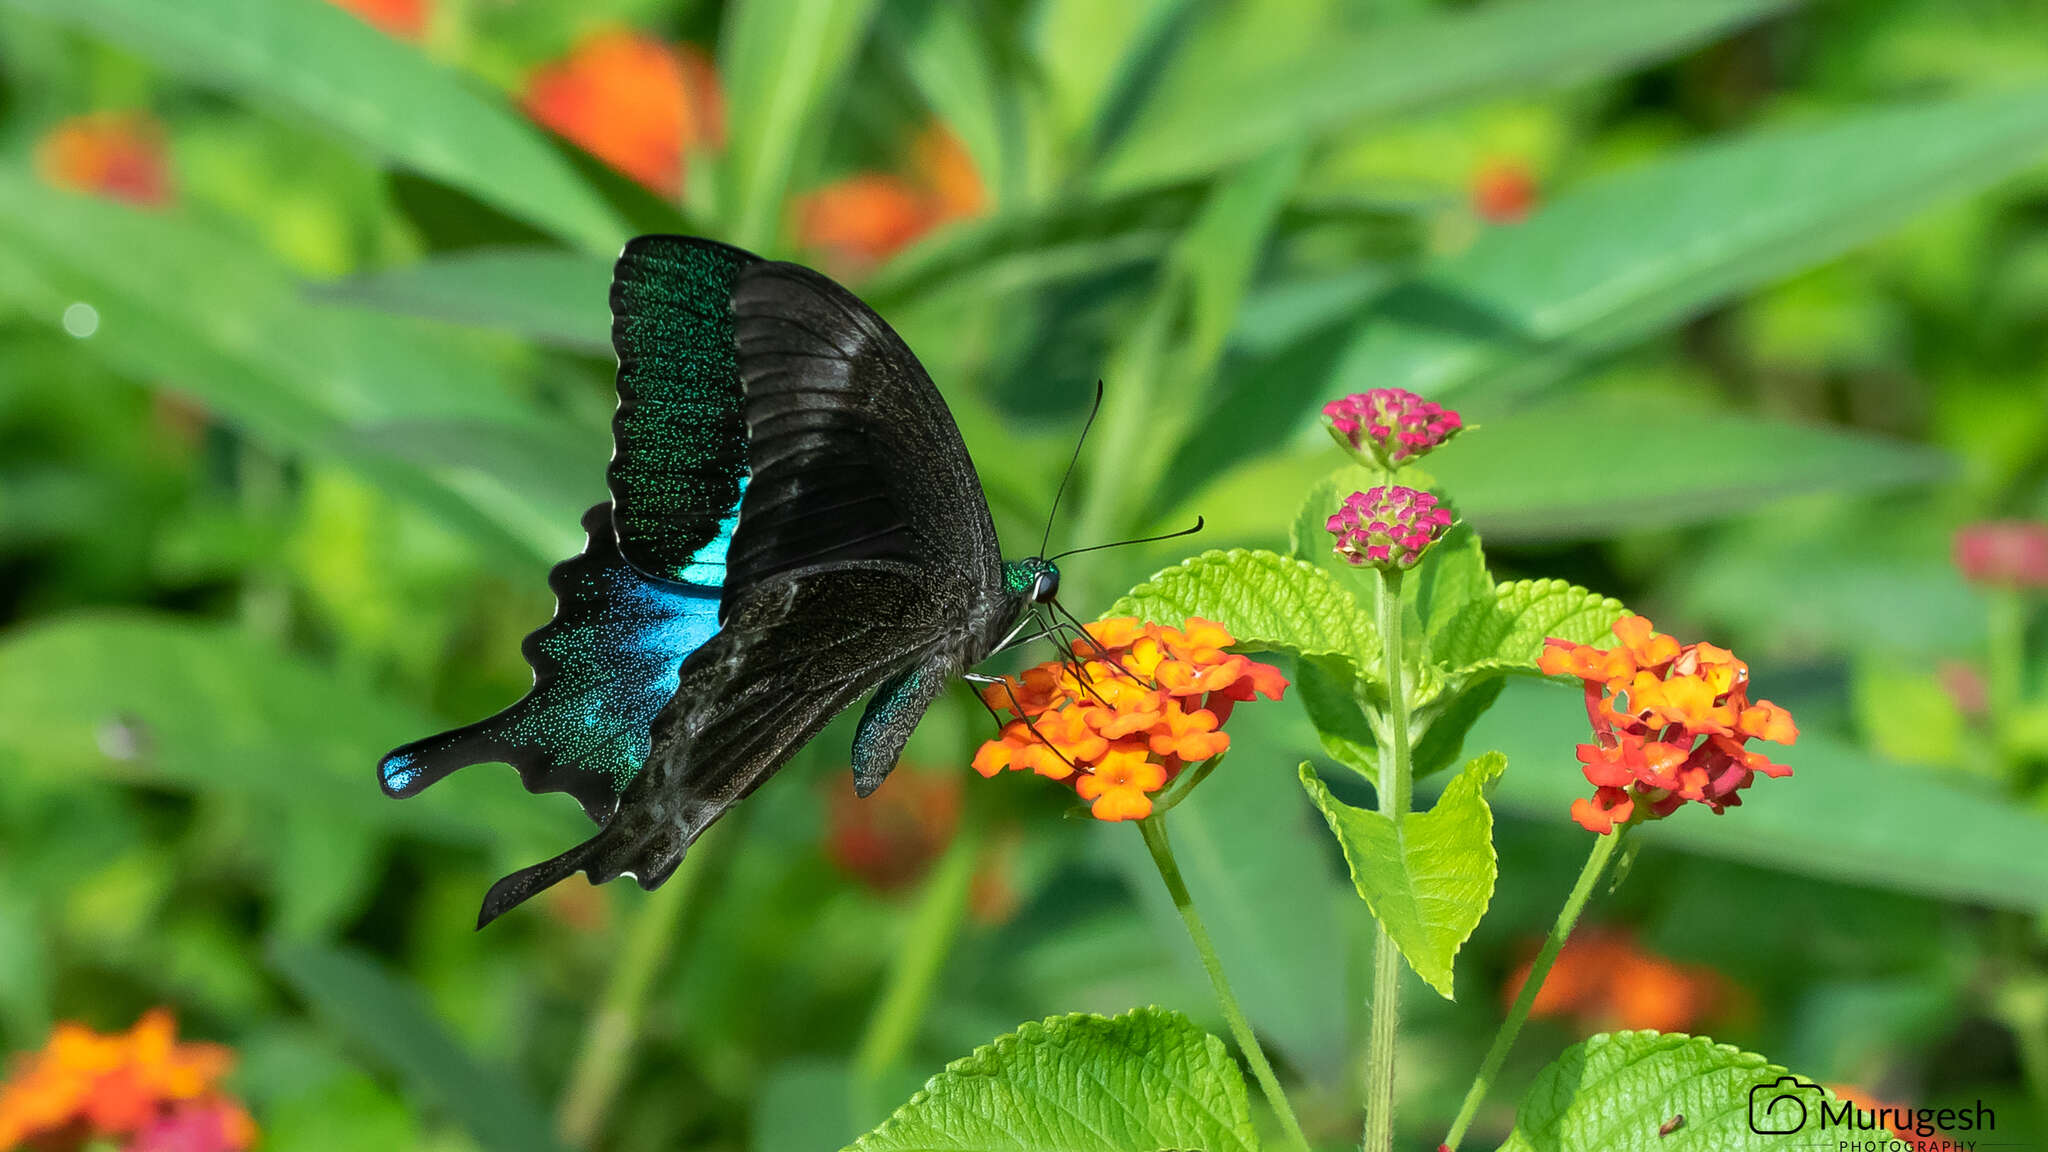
[1505, 927, 1732, 1034]
[1540, 615, 1797, 834]
[522, 29, 724, 198]
[797, 124, 985, 271]
[972, 618, 1287, 822]
[0, 1009, 256, 1152]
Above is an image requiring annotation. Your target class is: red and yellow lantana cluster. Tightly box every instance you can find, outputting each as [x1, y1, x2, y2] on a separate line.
[797, 124, 985, 271]
[973, 618, 1287, 822]
[0, 1009, 255, 1152]
[1539, 615, 1797, 834]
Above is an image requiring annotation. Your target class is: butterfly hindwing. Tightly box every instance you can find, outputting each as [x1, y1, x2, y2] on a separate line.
[378, 502, 720, 822]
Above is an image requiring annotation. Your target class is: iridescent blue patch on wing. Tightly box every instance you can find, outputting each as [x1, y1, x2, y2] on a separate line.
[668, 475, 747, 587]
[377, 502, 721, 823]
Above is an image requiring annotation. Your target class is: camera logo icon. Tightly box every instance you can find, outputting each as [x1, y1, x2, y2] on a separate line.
[1749, 1075, 1823, 1135]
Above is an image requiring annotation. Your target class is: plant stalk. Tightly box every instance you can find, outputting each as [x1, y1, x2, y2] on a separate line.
[1442, 822, 1630, 1151]
[851, 800, 985, 1120]
[556, 825, 720, 1149]
[1138, 814, 1312, 1152]
[1362, 566, 1411, 1152]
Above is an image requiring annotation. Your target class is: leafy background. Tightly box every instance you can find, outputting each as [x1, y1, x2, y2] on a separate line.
[2, 0, 2046, 1148]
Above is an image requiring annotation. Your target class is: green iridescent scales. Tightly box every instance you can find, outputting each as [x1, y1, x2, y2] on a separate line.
[609, 237, 751, 587]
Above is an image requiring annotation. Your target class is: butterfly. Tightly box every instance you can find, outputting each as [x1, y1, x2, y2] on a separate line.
[377, 236, 1082, 927]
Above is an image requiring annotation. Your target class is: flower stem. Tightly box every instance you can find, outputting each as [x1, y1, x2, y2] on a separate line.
[557, 824, 722, 1149]
[851, 802, 985, 1121]
[1442, 823, 1630, 1151]
[1363, 566, 1411, 1152]
[1138, 814, 1312, 1152]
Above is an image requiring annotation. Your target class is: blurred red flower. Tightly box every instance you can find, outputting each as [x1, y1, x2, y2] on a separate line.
[1953, 520, 2048, 589]
[824, 767, 961, 892]
[325, 0, 427, 39]
[797, 124, 985, 271]
[522, 29, 724, 198]
[1505, 928, 1730, 1034]
[36, 113, 173, 207]
[0, 1009, 256, 1152]
[1471, 159, 1537, 224]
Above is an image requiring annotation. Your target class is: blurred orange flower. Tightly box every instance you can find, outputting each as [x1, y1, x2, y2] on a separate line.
[522, 29, 723, 198]
[973, 617, 1286, 822]
[1825, 1084, 1917, 1142]
[0, 1009, 256, 1152]
[1505, 928, 1729, 1034]
[325, 0, 427, 39]
[36, 113, 172, 207]
[1540, 615, 1795, 834]
[797, 124, 985, 271]
[1471, 159, 1537, 223]
[825, 766, 961, 891]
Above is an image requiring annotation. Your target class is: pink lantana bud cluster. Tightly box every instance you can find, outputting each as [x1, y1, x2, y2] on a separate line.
[1326, 486, 1453, 571]
[1321, 387, 1463, 469]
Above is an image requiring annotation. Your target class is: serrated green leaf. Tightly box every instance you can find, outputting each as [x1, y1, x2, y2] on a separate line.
[1108, 548, 1380, 665]
[272, 943, 570, 1152]
[1410, 522, 1491, 635]
[3, 0, 625, 251]
[1497, 1031, 1840, 1152]
[1298, 752, 1504, 998]
[1433, 579, 1628, 677]
[844, 1008, 1257, 1152]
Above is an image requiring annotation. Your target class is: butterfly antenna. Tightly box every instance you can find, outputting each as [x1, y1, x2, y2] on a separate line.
[1047, 516, 1204, 563]
[1039, 380, 1105, 558]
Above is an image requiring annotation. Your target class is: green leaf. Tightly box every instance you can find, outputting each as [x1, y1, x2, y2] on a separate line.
[1108, 548, 1380, 664]
[3, 0, 625, 251]
[0, 614, 576, 858]
[271, 942, 570, 1152]
[1097, 0, 1786, 193]
[0, 171, 586, 565]
[879, 0, 1022, 207]
[843, 1008, 1257, 1152]
[720, 0, 882, 249]
[316, 249, 614, 353]
[1298, 752, 1505, 998]
[1298, 654, 1379, 783]
[1335, 87, 2048, 404]
[1497, 1031, 1839, 1152]
[1432, 579, 1629, 678]
[1423, 392, 1953, 541]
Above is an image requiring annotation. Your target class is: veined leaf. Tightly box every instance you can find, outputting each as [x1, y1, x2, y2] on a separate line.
[1432, 579, 1629, 678]
[844, 1009, 1256, 1152]
[1298, 752, 1504, 999]
[2, 0, 624, 251]
[1098, 0, 1788, 193]
[1498, 1031, 1840, 1152]
[1109, 548, 1380, 664]
[1334, 87, 2048, 405]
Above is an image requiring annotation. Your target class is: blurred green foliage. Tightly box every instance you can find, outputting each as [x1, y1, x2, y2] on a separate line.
[2, 0, 2047, 1149]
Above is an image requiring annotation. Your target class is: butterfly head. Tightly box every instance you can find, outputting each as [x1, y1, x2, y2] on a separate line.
[1004, 557, 1061, 606]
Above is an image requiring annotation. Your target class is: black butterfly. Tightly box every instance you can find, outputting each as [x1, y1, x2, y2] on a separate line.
[378, 236, 1075, 927]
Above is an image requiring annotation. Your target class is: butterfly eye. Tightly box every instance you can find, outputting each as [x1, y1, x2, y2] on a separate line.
[1030, 569, 1060, 603]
